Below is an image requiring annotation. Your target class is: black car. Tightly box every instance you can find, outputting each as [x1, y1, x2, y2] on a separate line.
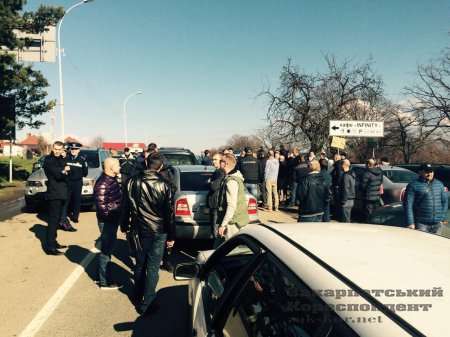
[158, 147, 198, 166]
[369, 202, 450, 237]
[394, 164, 450, 189]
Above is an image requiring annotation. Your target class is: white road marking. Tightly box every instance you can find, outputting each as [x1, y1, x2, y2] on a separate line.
[18, 247, 100, 337]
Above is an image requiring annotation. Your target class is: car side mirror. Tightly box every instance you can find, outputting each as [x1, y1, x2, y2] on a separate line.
[174, 262, 199, 280]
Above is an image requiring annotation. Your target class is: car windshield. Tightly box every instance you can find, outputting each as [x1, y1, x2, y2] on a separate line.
[163, 153, 197, 166]
[80, 151, 99, 168]
[383, 169, 418, 183]
[180, 172, 213, 191]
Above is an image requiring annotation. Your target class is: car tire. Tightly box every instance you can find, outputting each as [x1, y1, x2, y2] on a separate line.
[25, 201, 38, 213]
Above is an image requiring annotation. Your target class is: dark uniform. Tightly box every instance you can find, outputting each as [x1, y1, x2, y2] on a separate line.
[44, 147, 69, 255]
[62, 142, 88, 225]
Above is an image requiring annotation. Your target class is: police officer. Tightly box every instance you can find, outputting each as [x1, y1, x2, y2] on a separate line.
[61, 142, 88, 229]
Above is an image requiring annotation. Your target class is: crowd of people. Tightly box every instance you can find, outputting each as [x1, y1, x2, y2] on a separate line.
[42, 140, 447, 317]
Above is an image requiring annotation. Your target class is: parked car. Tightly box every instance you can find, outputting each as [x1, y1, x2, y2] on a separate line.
[395, 164, 450, 189]
[24, 148, 111, 211]
[32, 155, 47, 172]
[170, 165, 259, 239]
[350, 164, 418, 212]
[158, 147, 198, 166]
[369, 202, 450, 236]
[174, 222, 450, 337]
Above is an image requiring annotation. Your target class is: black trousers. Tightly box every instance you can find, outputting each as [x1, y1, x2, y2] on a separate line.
[63, 181, 83, 221]
[363, 200, 380, 223]
[47, 199, 65, 250]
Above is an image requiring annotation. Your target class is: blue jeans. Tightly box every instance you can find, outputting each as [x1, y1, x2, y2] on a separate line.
[244, 183, 258, 201]
[298, 214, 323, 222]
[98, 220, 119, 286]
[322, 203, 330, 222]
[289, 182, 298, 205]
[415, 222, 442, 235]
[134, 234, 166, 312]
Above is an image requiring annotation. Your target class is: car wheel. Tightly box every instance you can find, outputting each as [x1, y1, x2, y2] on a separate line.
[25, 200, 37, 213]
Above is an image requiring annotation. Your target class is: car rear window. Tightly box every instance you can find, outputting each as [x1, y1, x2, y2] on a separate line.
[162, 153, 197, 165]
[80, 151, 100, 168]
[180, 172, 213, 191]
[383, 169, 417, 183]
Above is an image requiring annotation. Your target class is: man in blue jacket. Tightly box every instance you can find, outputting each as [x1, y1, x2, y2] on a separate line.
[404, 163, 448, 234]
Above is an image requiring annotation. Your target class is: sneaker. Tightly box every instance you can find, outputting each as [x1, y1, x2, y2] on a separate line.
[100, 283, 123, 290]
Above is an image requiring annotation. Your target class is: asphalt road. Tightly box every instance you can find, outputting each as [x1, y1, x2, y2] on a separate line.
[0, 190, 26, 222]
[0, 206, 296, 337]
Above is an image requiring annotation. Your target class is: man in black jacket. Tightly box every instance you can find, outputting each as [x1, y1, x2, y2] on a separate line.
[297, 160, 332, 222]
[336, 159, 356, 222]
[208, 152, 226, 241]
[93, 157, 122, 289]
[121, 154, 174, 316]
[360, 159, 383, 222]
[238, 147, 260, 201]
[61, 142, 88, 226]
[43, 141, 71, 255]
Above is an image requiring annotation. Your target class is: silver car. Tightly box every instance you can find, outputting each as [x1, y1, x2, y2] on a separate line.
[24, 148, 111, 211]
[351, 164, 418, 212]
[171, 165, 259, 239]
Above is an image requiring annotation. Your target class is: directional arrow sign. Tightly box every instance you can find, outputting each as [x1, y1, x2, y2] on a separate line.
[329, 120, 384, 138]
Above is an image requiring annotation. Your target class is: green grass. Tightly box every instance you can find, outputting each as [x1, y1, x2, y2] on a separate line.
[0, 156, 38, 188]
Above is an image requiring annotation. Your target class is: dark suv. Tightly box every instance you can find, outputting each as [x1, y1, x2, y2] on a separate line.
[394, 164, 450, 189]
[158, 147, 198, 166]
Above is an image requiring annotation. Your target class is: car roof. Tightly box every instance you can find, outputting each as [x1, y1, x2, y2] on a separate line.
[351, 164, 411, 171]
[171, 165, 215, 172]
[159, 147, 194, 153]
[239, 223, 450, 336]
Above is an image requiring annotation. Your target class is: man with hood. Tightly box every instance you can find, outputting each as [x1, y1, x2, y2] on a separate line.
[217, 154, 249, 244]
[336, 159, 356, 222]
[297, 160, 332, 222]
[360, 159, 383, 222]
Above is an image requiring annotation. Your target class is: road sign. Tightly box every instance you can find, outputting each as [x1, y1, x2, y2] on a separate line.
[331, 136, 346, 149]
[329, 120, 384, 137]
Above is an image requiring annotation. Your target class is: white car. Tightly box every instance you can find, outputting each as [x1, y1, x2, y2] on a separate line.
[170, 165, 259, 239]
[174, 222, 450, 337]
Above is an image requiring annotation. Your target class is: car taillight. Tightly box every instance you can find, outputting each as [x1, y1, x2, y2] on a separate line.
[83, 179, 94, 187]
[400, 187, 406, 201]
[175, 198, 190, 216]
[247, 198, 257, 214]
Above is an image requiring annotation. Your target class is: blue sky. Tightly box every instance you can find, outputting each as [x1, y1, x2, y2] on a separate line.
[20, 0, 449, 154]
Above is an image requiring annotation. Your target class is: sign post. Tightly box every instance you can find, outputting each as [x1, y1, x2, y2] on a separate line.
[329, 120, 384, 137]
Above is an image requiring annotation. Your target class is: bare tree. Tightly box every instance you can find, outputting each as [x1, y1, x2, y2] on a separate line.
[405, 49, 450, 131]
[261, 55, 385, 152]
[381, 103, 442, 163]
[89, 135, 104, 149]
[224, 134, 263, 152]
[37, 136, 50, 155]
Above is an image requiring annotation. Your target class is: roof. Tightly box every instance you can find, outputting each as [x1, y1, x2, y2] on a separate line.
[172, 165, 215, 172]
[19, 134, 39, 146]
[64, 136, 81, 144]
[102, 142, 146, 151]
[351, 164, 409, 171]
[241, 223, 450, 336]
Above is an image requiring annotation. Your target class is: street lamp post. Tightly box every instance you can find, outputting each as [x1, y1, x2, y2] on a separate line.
[145, 120, 158, 145]
[123, 91, 142, 147]
[57, 0, 93, 142]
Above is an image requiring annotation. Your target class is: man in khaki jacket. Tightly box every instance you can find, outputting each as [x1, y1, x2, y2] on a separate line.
[217, 154, 249, 245]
